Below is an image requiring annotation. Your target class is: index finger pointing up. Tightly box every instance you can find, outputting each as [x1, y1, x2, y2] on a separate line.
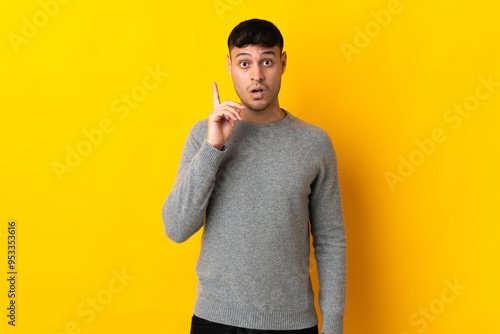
[212, 81, 220, 109]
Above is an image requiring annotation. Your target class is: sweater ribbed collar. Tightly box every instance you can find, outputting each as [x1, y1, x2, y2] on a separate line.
[236, 108, 293, 130]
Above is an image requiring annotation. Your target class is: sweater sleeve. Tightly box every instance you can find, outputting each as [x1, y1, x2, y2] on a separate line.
[162, 121, 226, 243]
[308, 132, 347, 334]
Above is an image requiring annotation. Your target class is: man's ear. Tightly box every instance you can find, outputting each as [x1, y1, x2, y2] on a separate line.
[226, 55, 232, 77]
[280, 51, 287, 75]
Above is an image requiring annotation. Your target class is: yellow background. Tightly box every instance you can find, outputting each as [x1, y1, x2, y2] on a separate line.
[1, 0, 499, 333]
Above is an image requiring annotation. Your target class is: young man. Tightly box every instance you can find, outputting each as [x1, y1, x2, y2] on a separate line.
[162, 19, 346, 334]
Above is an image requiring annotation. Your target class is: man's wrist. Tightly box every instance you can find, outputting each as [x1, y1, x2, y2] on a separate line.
[206, 139, 225, 151]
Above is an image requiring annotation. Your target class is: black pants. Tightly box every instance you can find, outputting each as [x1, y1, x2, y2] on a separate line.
[190, 315, 319, 334]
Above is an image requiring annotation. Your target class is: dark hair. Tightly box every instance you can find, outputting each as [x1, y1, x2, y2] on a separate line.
[227, 19, 284, 54]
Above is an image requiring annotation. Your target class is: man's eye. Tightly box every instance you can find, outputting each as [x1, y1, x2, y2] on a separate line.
[263, 60, 272, 66]
[240, 62, 248, 67]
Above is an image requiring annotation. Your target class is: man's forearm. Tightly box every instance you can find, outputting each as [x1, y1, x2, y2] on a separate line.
[162, 136, 225, 243]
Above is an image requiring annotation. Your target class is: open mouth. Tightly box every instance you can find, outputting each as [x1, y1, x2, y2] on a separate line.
[250, 88, 264, 97]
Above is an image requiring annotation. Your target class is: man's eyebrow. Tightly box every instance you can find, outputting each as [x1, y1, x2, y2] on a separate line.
[261, 51, 276, 56]
[234, 50, 277, 58]
[235, 52, 251, 58]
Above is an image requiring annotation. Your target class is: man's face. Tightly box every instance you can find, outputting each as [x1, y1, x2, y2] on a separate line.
[226, 44, 287, 112]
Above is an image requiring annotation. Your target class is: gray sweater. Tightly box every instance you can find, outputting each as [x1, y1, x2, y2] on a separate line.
[162, 109, 346, 334]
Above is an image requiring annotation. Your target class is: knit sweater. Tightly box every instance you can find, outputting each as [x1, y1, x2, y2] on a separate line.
[162, 109, 346, 334]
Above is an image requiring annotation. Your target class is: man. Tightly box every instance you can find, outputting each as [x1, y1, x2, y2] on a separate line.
[162, 19, 346, 334]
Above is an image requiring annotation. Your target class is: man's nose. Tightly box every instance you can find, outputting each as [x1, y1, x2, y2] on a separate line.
[250, 66, 264, 81]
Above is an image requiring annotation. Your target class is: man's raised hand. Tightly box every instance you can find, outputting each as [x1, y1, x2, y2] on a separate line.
[206, 82, 245, 150]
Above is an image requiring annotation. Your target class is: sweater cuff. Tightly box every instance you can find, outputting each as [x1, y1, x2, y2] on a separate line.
[321, 312, 345, 334]
[198, 139, 226, 170]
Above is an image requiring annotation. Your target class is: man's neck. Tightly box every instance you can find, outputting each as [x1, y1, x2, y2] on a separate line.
[240, 103, 285, 124]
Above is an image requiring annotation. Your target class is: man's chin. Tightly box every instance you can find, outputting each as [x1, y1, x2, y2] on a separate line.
[244, 101, 270, 112]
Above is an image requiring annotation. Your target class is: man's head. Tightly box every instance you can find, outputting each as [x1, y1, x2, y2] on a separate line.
[227, 19, 284, 54]
[226, 19, 287, 113]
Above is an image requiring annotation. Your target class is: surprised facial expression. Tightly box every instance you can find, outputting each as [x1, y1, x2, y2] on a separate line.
[227, 44, 287, 112]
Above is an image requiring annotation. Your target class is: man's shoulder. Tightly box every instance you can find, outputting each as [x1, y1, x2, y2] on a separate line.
[290, 113, 333, 146]
[177, 118, 208, 151]
[190, 118, 209, 133]
[185, 118, 208, 141]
